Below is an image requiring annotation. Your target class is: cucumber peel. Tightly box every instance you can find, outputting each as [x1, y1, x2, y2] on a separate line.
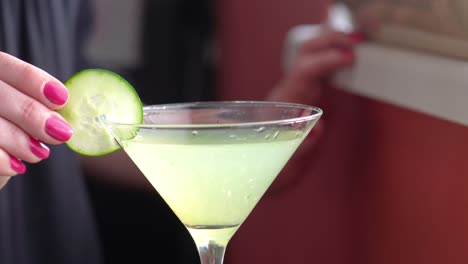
[58, 69, 143, 156]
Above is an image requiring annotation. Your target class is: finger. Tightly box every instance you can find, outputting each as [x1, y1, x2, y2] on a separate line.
[0, 149, 26, 177]
[290, 48, 355, 81]
[0, 80, 73, 144]
[0, 52, 69, 110]
[0, 177, 11, 189]
[355, 3, 385, 35]
[270, 49, 354, 105]
[267, 77, 322, 105]
[348, 32, 367, 44]
[299, 30, 354, 55]
[0, 116, 50, 163]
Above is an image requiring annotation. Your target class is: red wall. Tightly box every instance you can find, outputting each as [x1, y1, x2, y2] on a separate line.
[217, 1, 468, 263]
[362, 100, 468, 264]
[216, 0, 330, 101]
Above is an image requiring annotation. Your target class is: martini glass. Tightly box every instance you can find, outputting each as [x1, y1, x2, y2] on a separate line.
[105, 101, 322, 264]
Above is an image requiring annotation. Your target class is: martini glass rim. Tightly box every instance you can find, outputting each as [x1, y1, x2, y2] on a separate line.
[104, 100, 322, 129]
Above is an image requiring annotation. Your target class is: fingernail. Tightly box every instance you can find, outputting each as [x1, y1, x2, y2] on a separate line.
[43, 81, 69, 105]
[45, 116, 73, 142]
[30, 137, 50, 159]
[348, 32, 367, 44]
[10, 155, 26, 174]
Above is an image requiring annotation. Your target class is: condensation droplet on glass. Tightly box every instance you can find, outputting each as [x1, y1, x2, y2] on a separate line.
[264, 134, 271, 140]
[273, 130, 279, 139]
[248, 179, 255, 189]
[192, 130, 198, 136]
[255, 126, 265, 132]
[295, 131, 301, 138]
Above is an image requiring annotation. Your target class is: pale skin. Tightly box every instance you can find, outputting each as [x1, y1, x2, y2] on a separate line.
[0, 52, 72, 188]
[268, 30, 355, 104]
[0, 51, 147, 190]
[266, 30, 356, 194]
[0, 31, 356, 191]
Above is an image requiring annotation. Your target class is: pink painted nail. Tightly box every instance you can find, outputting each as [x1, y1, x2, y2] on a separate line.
[43, 82, 69, 105]
[10, 155, 26, 174]
[45, 116, 73, 142]
[348, 32, 367, 44]
[30, 137, 50, 159]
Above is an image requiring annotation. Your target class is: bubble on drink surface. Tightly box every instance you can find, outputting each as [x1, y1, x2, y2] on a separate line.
[245, 194, 258, 205]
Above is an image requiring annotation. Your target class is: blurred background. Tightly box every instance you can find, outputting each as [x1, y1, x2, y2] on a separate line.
[83, 0, 214, 263]
[82, 0, 468, 264]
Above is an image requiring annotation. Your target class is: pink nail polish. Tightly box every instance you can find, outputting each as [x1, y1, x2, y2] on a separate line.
[30, 137, 50, 159]
[45, 116, 73, 142]
[348, 32, 367, 44]
[10, 155, 26, 174]
[43, 82, 69, 105]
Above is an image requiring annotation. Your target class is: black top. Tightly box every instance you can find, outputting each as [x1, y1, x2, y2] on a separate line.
[0, 0, 102, 263]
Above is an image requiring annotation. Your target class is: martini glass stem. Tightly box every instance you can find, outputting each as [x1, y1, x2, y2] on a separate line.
[197, 241, 226, 264]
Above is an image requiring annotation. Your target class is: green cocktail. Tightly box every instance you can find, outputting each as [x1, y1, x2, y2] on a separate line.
[106, 101, 321, 264]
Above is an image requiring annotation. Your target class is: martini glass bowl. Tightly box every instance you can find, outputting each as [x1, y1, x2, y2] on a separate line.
[105, 101, 322, 264]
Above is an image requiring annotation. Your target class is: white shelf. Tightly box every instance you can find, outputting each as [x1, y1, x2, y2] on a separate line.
[334, 43, 468, 127]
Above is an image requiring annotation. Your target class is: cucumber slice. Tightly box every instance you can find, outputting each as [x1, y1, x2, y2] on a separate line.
[58, 69, 143, 156]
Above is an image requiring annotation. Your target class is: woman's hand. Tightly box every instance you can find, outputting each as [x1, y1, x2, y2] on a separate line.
[0, 52, 72, 188]
[267, 30, 356, 105]
[266, 30, 358, 195]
